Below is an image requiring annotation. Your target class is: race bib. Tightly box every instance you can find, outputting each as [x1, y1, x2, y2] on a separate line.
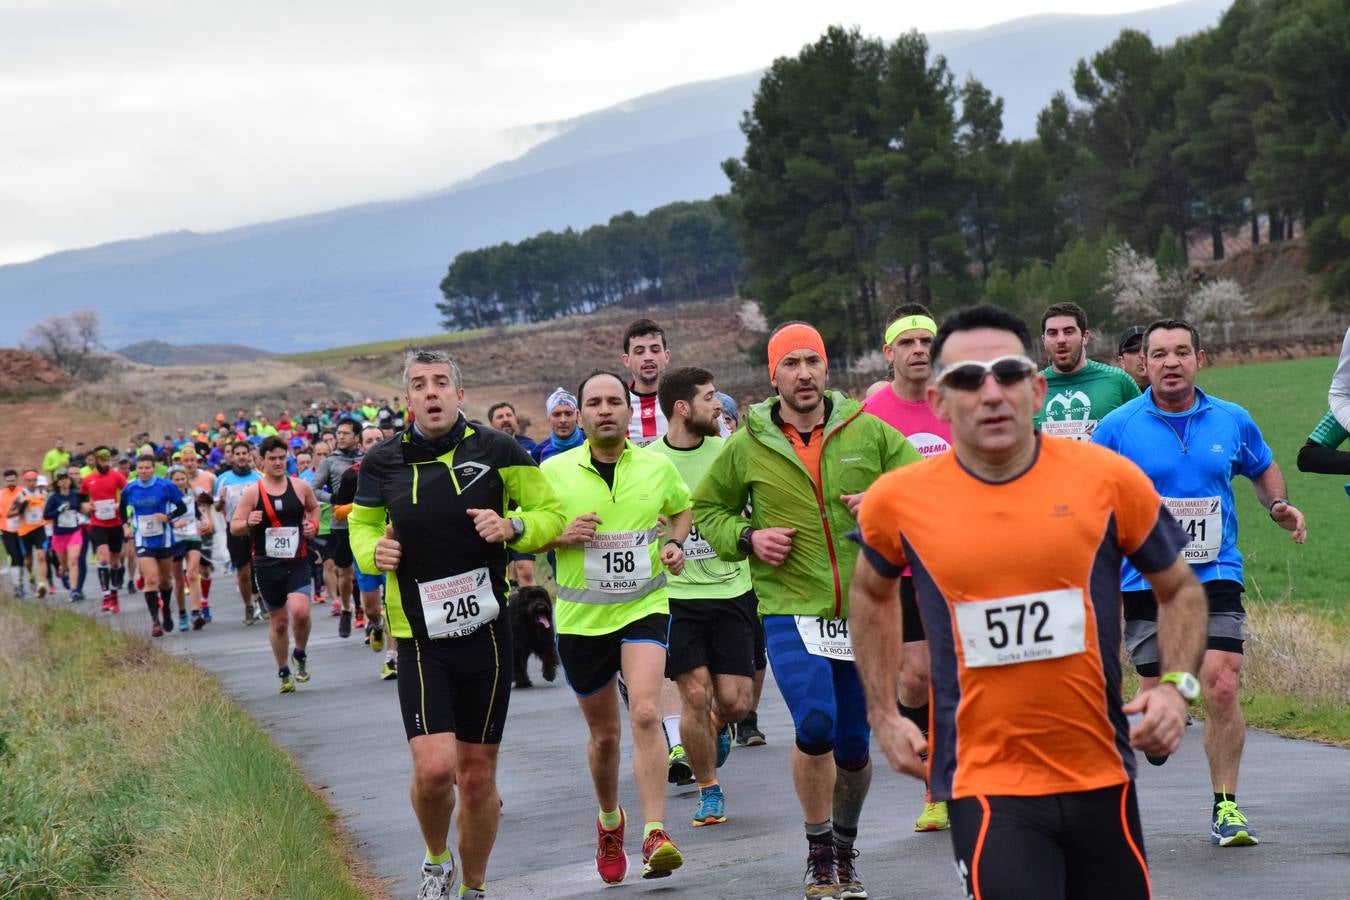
[224, 483, 248, 514]
[137, 516, 164, 537]
[795, 616, 854, 660]
[583, 530, 653, 592]
[5, 515, 18, 531]
[264, 526, 299, 558]
[57, 510, 79, 529]
[418, 567, 499, 639]
[1163, 496, 1222, 564]
[23, 505, 43, 525]
[953, 588, 1086, 668]
[93, 499, 117, 520]
[1041, 419, 1095, 441]
[681, 524, 717, 561]
[174, 516, 199, 539]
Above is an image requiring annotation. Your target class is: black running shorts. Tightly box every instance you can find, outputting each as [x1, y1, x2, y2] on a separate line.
[226, 533, 252, 569]
[900, 575, 926, 643]
[1, 532, 22, 564]
[135, 545, 174, 560]
[310, 533, 334, 562]
[397, 617, 512, 744]
[557, 612, 669, 697]
[666, 591, 757, 680]
[253, 559, 312, 609]
[949, 782, 1149, 900]
[331, 530, 353, 568]
[1123, 579, 1245, 676]
[88, 525, 124, 554]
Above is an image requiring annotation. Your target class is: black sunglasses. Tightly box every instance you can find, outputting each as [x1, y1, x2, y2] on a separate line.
[935, 355, 1037, 392]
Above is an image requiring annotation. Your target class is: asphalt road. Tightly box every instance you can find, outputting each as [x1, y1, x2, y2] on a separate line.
[27, 571, 1350, 900]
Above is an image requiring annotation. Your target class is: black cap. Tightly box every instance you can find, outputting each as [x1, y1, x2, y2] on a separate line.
[1118, 325, 1147, 355]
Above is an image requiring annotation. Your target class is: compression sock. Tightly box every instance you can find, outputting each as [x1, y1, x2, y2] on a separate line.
[806, 819, 833, 845]
[97, 564, 110, 593]
[642, 821, 664, 840]
[833, 758, 873, 841]
[425, 847, 451, 866]
[598, 808, 622, 831]
[113, 565, 124, 589]
[161, 588, 173, 612]
[292, 647, 307, 661]
[145, 593, 159, 617]
[833, 823, 858, 852]
[662, 715, 682, 749]
[200, 575, 212, 599]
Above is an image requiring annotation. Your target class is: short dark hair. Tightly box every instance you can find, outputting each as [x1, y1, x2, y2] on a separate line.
[229, 440, 252, 453]
[888, 302, 933, 321]
[259, 436, 289, 456]
[1143, 318, 1202, 355]
[658, 366, 715, 420]
[3, 469, 17, 478]
[933, 305, 1032, 365]
[1040, 301, 1087, 334]
[577, 370, 628, 405]
[623, 318, 666, 353]
[136, 453, 157, 465]
[486, 402, 516, 421]
[335, 417, 358, 435]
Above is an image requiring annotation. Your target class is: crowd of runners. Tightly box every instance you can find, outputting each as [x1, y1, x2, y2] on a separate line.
[4, 309, 1347, 900]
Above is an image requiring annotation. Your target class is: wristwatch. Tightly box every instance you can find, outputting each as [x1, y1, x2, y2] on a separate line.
[510, 518, 525, 539]
[1160, 671, 1201, 703]
[737, 526, 756, 556]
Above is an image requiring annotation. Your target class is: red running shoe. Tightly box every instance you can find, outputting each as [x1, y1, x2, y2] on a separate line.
[151, 622, 163, 637]
[640, 827, 683, 880]
[595, 808, 628, 885]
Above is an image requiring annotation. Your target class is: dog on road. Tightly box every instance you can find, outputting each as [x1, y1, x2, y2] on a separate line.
[508, 586, 557, 688]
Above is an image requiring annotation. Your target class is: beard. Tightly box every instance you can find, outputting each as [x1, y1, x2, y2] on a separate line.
[689, 413, 722, 438]
[779, 383, 823, 415]
[1051, 343, 1085, 374]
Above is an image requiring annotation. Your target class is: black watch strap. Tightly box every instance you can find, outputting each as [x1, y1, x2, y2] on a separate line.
[737, 526, 755, 556]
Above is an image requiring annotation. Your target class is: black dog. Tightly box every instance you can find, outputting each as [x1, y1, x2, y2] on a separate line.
[508, 586, 558, 688]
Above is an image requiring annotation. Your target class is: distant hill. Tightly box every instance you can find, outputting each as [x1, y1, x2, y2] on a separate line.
[116, 340, 274, 366]
[0, 0, 1229, 352]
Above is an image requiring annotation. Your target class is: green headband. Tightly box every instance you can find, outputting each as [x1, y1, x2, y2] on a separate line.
[884, 315, 938, 346]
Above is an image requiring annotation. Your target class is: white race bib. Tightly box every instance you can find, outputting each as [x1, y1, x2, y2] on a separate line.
[23, 505, 43, 526]
[1040, 419, 1095, 441]
[174, 516, 199, 539]
[681, 524, 717, 561]
[264, 526, 299, 558]
[583, 530, 653, 593]
[223, 482, 249, 516]
[93, 499, 117, 520]
[418, 567, 499, 638]
[795, 616, 854, 660]
[953, 588, 1086, 668]
[5, 515, 18, 531]
[1163, 496, 1222, 564]
[137, 515, 164, 537]
[57, 510, 79, 529]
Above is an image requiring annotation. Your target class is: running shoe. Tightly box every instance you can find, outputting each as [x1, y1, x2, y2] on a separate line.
[692, 784, 727, 827]
[254, 598, 267, 621]
[640, 828, 682, 879]
[380, 659, 398, 681]
[417, 857, 456, 899]
[716, 722, 733, 768]
[200, 604, 212, 624]
[330, 600, 342, 617]
[109, 593, 120, 614]
[835, 845, 867, 899]
[595, 808, 628, 885]
[278, 671, 295, 694]
[803, 840, 837, 900]
[162, 605, 174, 633]
[368, 620, 384, 653]
[667, 744, 694, 785]
[178, 611, 189, 632]
[736, 711, 767, 747]
[68, 590, 81, 603]
[244, 605, 257, 626]
[191, 611, 205, 630]
[459, 887, 485, 900]
[915, 800, 949, 832]
[354, 608, 366, 629]
[292, 650, 310, 683]
[127, 580, 138, 596]
[1211, 799, 1259, 846]
[14, 585, 25, 599]
[37, 583, 48, 598]
[151, 622, 164, 637]
[102, 596, 112, 612]
[339, 610, 352, 639]
[135, 574, 144, 591]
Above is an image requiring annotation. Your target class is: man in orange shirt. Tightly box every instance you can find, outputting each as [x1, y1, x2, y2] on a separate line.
[850, 304, 1208, 900]
[7, 470, 51, 597]
[1, 469, 26, 595]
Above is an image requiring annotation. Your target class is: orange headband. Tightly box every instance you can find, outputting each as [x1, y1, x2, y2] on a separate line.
[767, 323, 827, 379]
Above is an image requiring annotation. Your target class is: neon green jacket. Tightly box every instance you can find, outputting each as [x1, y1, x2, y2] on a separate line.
[692, 390, 919, 620]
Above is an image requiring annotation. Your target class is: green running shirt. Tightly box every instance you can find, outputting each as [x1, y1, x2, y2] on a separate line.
[1035, 360, 1141, 441]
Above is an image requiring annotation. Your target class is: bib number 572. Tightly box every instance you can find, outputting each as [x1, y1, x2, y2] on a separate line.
[983, 600, 1052, 649]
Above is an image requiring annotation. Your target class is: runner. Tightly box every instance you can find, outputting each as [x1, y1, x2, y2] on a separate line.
[647, 366, 755, 828]
[0, 470, 22, 595]
[308, 441, 343, 617]
[849, 302, 1209, 900]
[487, 402, 537, 588]
[180, 448, 217, 621]
[1116, 325, 1150, 391]
[216, 441, 264, 624]
[43, 471, 87, 602]
[42, 437, 70, 483]
[333, 425, 395, 674]
[532, 388, 584, 462]
[168, 467, 207, 630]
[82, 449, 128, 611]
[312, 417, 362, 636]
[1330, 323, 1350, 430]
[1297, 410, 1350, 474]
[7, 471, 50, 597]
[117, 455, 140, 594]
[122, 454, 188, 637]
[1093, 317, 1307, 846]
[229, 436, 321, 694]
[540, 370, 692, 884]
[622, 318, 671, 448]
[859, 303, 954, 833]
[350, 349, 564, 900]
[693, 321, 920, 900]
[1034, 302, 1140, 440]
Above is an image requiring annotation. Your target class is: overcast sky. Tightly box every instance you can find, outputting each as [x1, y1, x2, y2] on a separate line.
[0, 0, 1181, 266]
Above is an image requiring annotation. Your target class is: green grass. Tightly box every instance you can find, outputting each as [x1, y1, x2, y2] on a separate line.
[279, 328, 494, 364]
[0, 596, 368, 899]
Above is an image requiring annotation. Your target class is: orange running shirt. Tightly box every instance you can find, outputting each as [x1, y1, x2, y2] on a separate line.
[0, 486, 21, 534]
[857, 436, 1186, 800]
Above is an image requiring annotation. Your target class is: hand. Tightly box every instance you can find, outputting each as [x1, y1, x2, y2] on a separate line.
[558, 513, 602, 546]
[374, 524, 401, 572]
[80, 502, 91, 515]
[153, 513, 169, 523]
[467, 508, 513, 543]
[246, 510, 263, 527]
[871, 712, 927, 779]
[301, 519, 317, 538]
[661, 541, 685, 576]
[751, 527, 796, 566]
[1124, 685, 1189, 758]
[1270, 501, 1307, 544]
[840, 492, 865, 517]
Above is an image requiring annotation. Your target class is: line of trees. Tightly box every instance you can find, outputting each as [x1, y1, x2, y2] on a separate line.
[437, 201, 740, 329]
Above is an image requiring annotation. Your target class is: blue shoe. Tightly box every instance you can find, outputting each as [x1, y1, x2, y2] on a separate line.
[201, 605, 212, 624]
[1211, 800, 1259, 846]
[692, 784, 726, 827]
[715, 722, 733, 768]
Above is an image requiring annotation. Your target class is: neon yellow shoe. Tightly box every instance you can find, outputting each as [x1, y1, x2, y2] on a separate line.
[915, 800, 949, 832]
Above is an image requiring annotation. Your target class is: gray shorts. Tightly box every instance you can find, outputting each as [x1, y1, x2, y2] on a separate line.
[1122, 579, 1246, 676]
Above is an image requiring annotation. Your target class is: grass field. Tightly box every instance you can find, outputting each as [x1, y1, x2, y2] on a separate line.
[279, 327, 494, 364]
[0, 595, 369, 899]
